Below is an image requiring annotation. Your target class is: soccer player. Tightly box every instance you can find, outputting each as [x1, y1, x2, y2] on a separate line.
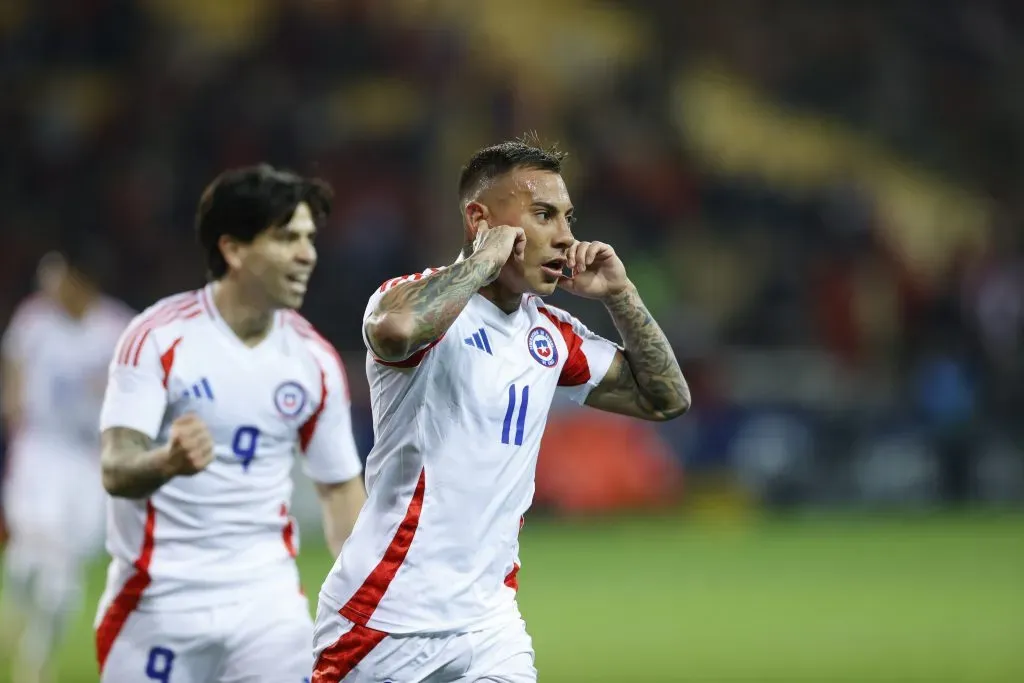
[1, 246, 133, 683]
[313, 139, 690, 682]
[95, 165, 367, 683]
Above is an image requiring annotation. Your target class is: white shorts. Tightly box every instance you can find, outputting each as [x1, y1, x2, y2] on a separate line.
[96, 588, 314, 683]
[312, 603, 536, 683]
[2, 436, 106, 560]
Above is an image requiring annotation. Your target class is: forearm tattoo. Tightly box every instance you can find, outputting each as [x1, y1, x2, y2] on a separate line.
[604, 286, 690, 418]
[101, 427, 170, 499]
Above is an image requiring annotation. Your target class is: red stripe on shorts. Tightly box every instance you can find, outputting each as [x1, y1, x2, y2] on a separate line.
[312, 623, 388, 682]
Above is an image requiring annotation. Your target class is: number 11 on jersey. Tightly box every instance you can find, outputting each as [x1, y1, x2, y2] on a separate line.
[501, 384, 529, 446]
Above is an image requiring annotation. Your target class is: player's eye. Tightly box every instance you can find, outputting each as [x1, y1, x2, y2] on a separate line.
[536, 211, 550, 221]
[279, 231, 316, 244]
[567, 214, 577, 225]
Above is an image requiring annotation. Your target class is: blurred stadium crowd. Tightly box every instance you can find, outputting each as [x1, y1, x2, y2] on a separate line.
[2, 0, 1023, 510]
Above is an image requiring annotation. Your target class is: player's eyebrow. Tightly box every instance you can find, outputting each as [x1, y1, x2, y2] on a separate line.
[531, 201, 570, 215]
[274, 223, 317, 237]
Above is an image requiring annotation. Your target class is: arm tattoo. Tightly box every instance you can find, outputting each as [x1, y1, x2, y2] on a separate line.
[370, 254, 498, 360]
[600, 285, 690, 419]
[101, 427, 172, 499]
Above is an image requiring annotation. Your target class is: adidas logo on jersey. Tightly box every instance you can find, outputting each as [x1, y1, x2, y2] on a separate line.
[179, 377, 215, 401]
[464, 328, 492, 355]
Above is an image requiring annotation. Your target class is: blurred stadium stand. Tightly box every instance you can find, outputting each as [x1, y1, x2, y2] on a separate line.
[2, 0, 1023, 513]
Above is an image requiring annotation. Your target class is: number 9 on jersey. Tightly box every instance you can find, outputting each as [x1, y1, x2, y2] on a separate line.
[231, 425, 260, 471]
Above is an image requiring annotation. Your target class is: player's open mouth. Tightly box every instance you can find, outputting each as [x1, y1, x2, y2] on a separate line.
[285, 274, 308, 291]
[540, 258, 566, 278]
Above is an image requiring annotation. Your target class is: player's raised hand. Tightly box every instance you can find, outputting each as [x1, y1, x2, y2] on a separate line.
[472, 220, 526, 280]
[166, 413, 215, 476]
[557, 240, 630, 300]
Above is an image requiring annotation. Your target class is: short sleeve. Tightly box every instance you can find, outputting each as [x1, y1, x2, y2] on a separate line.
[362, 269, 447, 368]
[299, 347, 363, 484]
[98, 324, 172, 439]
[539, 305, 619, 405]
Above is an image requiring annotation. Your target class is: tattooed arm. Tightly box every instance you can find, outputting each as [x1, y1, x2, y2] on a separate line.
[556, 240, 689, 421]
[101, 427, 174, 498]
[585, 285, 690, 421]
[366, 222, 525, 362]
[101, 415, 214, 498]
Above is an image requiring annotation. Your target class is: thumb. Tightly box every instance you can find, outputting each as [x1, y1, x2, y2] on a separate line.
[556, 276, 576, 293]
[514, 231, 527, 259]
[474, 218, 491, 239]
[471, 219, 489, 249]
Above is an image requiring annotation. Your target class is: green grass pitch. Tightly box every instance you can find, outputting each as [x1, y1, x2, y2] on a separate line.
[2, 512, 1022, 682]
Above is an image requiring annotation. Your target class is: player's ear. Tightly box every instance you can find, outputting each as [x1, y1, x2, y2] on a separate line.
[463, 201, 490, 240]
[218, 235, 245, 272]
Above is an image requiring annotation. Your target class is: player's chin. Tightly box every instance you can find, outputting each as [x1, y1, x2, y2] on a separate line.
[275, 289, 306, 310]
[528, 274, 559, 297]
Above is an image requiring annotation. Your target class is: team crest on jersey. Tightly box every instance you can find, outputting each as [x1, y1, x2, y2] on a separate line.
[527, 327, 558, 367]
[273, 381, 307, 417]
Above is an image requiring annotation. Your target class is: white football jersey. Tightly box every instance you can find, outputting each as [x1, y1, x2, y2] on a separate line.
[97, 284, 363, 612]
[318, 268, 619, 633]
[2, 293, 132, 450]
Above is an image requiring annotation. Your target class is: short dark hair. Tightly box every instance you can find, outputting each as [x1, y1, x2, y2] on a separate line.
[195, 164, 333, 279]
[458, 135, 567, 203]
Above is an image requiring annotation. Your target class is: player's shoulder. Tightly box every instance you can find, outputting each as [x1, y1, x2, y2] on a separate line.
[281, 310, 344, 372]
[132, 288, 200, 318]
[119, 288, 208, 342]
[111, 289, 207, 369]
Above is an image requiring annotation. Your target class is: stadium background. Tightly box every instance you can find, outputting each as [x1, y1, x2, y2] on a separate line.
[1, 1, 1022, 681]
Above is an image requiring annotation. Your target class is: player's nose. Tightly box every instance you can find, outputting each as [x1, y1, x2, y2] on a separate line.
[552, 219, 574, 249]
[295, 240, 316, 265]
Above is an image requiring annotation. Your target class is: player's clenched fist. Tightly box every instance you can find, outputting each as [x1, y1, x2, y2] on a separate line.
[472, 220, 526, 281]
[165, 413, 215, 476]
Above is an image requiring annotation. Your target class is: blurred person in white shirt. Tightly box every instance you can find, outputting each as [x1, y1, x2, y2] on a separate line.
[1, 245, 133, 683]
